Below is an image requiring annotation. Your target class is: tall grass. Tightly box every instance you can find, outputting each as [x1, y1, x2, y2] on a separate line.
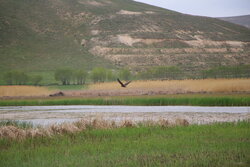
[0, 118, 187, 140]
[0, 121, 249, 167]
[1, 79, 250, 97]
[89, 78, 250, 93]
[0, 96, 249, 106]
[0, 86, 53, 97]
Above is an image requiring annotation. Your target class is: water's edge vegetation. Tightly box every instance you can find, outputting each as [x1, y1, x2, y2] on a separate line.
[0, 96, 250, 106]
[0, 121, 249, 167]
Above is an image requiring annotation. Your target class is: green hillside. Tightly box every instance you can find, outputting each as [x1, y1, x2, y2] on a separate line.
[0, 0, 250, 84]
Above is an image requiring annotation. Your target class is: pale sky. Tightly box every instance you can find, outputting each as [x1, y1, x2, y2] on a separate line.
[134, 0, 250, 17]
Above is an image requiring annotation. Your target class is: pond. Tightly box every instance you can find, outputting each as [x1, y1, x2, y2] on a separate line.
[1, 105, 249, 126]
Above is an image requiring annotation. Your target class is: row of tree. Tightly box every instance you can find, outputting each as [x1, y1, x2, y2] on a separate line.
[54, 69, 87, 85]
[202, 65, 250, 79]
[138, 66, 183, 80]
[1, 68, 132, 86]
[2, 65, 250, 85]
[3, 71, 43, 85]
[54, 67, 132, 85]
[138, 65, 250, 80]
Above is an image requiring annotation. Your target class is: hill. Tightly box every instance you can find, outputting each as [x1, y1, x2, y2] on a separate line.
[0, 0, 250, 83]
[218, 15, 250, 29]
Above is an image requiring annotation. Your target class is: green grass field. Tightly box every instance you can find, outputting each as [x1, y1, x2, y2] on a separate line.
[0, 121, 249, 167]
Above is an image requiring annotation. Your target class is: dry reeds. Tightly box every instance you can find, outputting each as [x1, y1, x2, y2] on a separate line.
[0, 86, 53, 97]
[175, 118, 189, 126]
[0, 118, 189, 140]
[88, 79, 250, 94]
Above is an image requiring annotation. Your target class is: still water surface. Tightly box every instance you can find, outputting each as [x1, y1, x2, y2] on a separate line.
[1, 105, 250, 113]
[1, 105, 249, 126]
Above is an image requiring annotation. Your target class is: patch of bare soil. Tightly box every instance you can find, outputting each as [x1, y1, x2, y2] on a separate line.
[117, 10, 142, 15]
[78, 0, 105, 6]
[117, 34, 165, 46]
[184, 39, 247, 48]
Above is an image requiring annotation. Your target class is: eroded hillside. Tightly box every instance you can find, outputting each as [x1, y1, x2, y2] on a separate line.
[0, 0, 250, 72]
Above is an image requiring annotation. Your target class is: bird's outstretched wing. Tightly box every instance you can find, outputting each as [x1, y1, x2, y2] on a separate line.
[117, 78, 125, 87]
[124, 80, 132, 86]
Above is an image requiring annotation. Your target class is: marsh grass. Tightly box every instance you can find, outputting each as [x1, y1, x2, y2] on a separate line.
[1, 79, 250, 98]
[0, 95, 249, 106]
[89, 78, 250, 93]
[0, 121, 249, 167]
[0, 86, 53, 97]
[0, 119, 187, 140]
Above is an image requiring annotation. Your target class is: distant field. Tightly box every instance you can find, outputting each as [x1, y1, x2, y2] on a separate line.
[0, 121, 249, 167]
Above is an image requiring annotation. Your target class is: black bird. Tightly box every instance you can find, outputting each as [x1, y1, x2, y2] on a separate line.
[117, 78, 132, 87]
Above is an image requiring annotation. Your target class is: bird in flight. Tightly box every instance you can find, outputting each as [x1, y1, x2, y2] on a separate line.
[117, 78, 132, 88]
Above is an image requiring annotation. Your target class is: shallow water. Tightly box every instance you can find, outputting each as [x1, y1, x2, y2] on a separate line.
[0, 105, 250, 126]
[1, 105, 250, 113]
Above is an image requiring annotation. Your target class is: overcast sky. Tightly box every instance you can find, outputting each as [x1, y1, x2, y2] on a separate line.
[134, 0, 250, 17]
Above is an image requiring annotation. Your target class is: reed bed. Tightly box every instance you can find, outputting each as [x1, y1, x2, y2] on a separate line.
[0, 118, 189, 140]
[0, 96, 249, 106]
[89, 78, 250, 93]
[0, 86, 53, 97]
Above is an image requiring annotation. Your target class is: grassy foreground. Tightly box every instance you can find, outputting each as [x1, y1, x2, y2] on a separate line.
[0, 122, 250, 167]
[0, 95, 250, 106]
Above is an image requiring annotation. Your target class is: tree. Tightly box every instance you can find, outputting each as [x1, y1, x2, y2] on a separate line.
[106, 69, 115, 81]
[55, 69, 73, 85]
[17, 72, 28, 85]
[153, 66, 182, 79]
[202, 65, 250, 79]
[74, 70, 88, 85]
[3, 71, 14, 85]
[91, 67, 107, 83]
[3, 71, 29, 85]
[119, 68, 131, 80]
[138, 66, 182, 80]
